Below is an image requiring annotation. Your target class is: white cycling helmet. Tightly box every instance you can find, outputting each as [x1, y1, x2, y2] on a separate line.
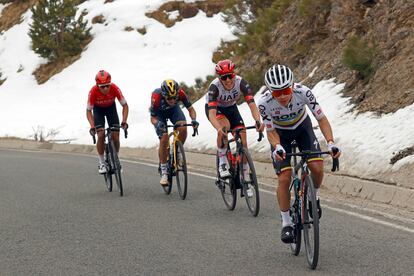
[264, 64, 293, 90]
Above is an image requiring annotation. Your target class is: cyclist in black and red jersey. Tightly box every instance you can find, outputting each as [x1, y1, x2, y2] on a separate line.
[150, 79, 199, 186]
[86, 70, 129, 174]
[205, 59, 264, 179]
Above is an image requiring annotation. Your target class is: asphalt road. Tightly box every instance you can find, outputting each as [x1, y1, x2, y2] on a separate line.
[1, 149, 413, 275]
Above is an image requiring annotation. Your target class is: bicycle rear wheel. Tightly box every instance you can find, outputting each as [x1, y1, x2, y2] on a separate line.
[110, 140, 123, 197]
[217, 154, 236, 210]
[175, 141, 188, 200]
[303, 175, 319, 269]
[104, 144, 113, 192]
[239, 148, 260, 217]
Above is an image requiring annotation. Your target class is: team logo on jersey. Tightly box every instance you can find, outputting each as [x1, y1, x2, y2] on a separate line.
[219, 90, 239, 101]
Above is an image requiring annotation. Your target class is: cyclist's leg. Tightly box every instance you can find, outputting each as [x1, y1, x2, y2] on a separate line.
[295, 117, 323, 189]
[227, 105, 248, 176]
[271, 136, 293, 215]
[170, 105, 187, 144]
[216, 109, 230, 154]
[272, 130, 296, 242]
[93, 107, 105, 155]
[154, 112, 169, 184]
[205, 104, 230, 149]
[295, 117, 323, 218]
[106, 103, 121, 152]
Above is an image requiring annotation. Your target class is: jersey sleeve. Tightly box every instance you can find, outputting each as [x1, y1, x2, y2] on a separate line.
[86, 88, 95, 110]
[112, 84, 127, 106]
[206, 83, 219, 109]
[298, 84, 325, 120]
[178, 88, 192, 108]
[150, 91, 161, 117]
[240, 79, 254, 104]
[258, 93, 275, 131]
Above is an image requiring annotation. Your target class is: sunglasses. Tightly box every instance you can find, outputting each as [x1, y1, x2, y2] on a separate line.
[220, 74, 235, 81]
[166, 96, 176, 101]
[98, 84, 111, 89]
[271, 86, 293, 97]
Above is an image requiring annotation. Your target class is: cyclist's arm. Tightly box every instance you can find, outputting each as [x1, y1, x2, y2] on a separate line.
[208, 108, 222, 131]
[266, 129, 281, 149]
[150, 115, 158, 126]
[317, 116, 334, 144]
[86, 109, 94, 128]
[86, 90, 95, 128]
[187, 106, 197, 121]
[247, 101, 262, 124]
[121, 103, 129, 125]
[206, 84, 222, 131]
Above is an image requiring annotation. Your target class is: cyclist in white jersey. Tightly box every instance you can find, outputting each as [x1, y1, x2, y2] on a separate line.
[257, 64, 341, 243]
[205, 59, 264, 178]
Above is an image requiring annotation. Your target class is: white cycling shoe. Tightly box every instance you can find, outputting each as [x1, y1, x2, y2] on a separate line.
[160, 173, 169, 186]
[219, 164, 231, 178]
[98, 163, 107, 174]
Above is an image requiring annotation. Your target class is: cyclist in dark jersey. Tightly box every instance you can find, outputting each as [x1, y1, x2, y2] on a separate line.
[150, 79, 199, 185]
[205, 59, 264, 179]
[86, 70, 129, 174]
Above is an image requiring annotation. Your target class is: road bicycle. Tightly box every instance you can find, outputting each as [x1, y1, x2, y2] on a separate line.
[215, 125, 263, 216]
[92, 127, 127, 196]
[281, 141, 339, 269]
[158, 123, 198, 200]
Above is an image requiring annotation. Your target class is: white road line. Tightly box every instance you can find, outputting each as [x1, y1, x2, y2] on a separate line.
[3, 149, 413, 234]
[322, 205, 414, 234]
[123, 158, 414, 234]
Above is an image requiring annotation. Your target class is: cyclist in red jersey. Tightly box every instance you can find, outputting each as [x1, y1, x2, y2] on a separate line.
[86, 70, 129, 174]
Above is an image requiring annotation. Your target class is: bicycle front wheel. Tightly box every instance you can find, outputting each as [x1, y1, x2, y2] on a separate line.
[303, 175, 319, 269]
[290, 200, 302, 255]
[110, 140, 123, 197]
[217, 154, 236, 210]
[239, 148, 260, 217]
[104, 144, 113, 192]
[175, 141, 187, 200]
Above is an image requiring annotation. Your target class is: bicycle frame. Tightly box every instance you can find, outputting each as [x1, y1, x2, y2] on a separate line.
[225, 126, 263, 170]
[166, 123, 197, 169]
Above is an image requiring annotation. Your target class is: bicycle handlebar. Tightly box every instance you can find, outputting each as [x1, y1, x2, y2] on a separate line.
[277, 147, 340, 172]
[226, 125, 264, 142]
[166, 123, 199, 137]
[90, 126, 128, 144]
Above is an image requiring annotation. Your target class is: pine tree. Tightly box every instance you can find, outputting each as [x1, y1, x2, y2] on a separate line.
[29, 0, 91, 61]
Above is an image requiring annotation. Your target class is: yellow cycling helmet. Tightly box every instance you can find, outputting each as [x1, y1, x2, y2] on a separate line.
[161, 79, 179, 99]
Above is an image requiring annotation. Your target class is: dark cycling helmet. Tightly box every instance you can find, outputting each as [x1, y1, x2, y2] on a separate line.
[161, 79, 179, 99]
[215, 59, 235, 75]
[95, 70, 111, 85]
[264, 64, 293, 90]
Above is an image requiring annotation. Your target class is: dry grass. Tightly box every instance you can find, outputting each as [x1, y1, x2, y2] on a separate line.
[145, 0, 224, 27]
[0, 0, 38, 32]
[32, 37, 92, 84]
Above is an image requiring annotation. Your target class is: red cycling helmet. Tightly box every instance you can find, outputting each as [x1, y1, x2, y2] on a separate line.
[95, 70, 111, 85]
[215, 59, 235, 75]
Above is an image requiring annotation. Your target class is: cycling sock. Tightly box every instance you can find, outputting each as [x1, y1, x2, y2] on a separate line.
[98, 154, 105, 163]
[281, 210, 292, 227]
[160, 163, 168, 174]
[315, 188, 319, 198]
[218, 148, 227, 166]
